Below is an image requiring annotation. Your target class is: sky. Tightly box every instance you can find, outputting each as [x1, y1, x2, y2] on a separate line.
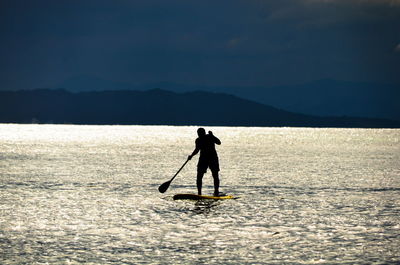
[0, 0, 400, 90]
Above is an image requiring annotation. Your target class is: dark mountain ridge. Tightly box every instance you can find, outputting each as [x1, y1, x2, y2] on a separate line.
[0, 89, 399, 128]
[57, 76, 400, 121]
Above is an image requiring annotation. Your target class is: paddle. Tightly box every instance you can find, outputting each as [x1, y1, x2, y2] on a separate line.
[158, 158, 190, 193]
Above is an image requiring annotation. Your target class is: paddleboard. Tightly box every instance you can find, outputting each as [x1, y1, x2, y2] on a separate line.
[173, 193, 234, 200]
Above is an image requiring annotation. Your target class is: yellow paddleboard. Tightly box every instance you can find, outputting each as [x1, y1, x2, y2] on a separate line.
[173, 193, 234, 200]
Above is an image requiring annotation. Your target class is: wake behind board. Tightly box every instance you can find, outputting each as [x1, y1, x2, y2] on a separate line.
[173, 193, 234, 200]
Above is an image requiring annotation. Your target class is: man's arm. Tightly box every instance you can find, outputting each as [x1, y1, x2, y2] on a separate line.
[188, 139, 200, 160]
[209, 131, 221, 145]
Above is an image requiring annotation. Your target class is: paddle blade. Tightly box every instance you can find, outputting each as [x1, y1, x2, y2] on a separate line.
[158, 180, 171, 193]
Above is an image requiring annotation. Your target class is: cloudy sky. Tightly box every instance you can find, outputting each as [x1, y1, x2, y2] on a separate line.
[0, 0, 399, 90]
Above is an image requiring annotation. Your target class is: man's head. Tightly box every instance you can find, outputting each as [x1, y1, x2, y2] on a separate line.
[197, 128, 206, 137]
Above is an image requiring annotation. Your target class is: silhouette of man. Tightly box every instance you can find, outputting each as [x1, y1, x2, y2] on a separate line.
[188, 128, 221, 196]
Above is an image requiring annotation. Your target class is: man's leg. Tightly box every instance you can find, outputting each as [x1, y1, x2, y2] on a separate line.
[211, 170, 220, 196]
[197, 171, 204, 195]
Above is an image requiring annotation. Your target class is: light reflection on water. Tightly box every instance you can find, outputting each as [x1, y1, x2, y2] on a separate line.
[0, 124, 399, 264]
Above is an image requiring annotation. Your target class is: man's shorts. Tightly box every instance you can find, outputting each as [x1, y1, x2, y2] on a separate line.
[197, 156, 220, 174]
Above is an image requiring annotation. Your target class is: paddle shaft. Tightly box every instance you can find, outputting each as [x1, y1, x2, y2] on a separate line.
[158, 158, 190, 193]
[170, 158, 190, 183]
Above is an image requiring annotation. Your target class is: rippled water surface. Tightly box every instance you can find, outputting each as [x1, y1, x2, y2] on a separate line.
[0, 124, 399, 264]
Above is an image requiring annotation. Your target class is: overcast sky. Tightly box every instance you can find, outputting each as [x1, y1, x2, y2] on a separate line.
[1, 0, 399, 90]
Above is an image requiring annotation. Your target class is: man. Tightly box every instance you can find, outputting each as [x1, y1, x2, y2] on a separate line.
[188, 128, 221, 196]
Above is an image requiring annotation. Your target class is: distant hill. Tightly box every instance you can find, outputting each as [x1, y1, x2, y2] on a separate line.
[0, 89, 399, 128]
[213, 79, 400, 121]
[57, 76, 400, 121]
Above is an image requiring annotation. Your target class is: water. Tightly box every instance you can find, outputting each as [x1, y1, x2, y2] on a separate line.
[0, 124, 399, 264]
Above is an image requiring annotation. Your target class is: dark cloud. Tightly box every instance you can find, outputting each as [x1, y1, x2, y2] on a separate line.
[0, 0, 399, 90]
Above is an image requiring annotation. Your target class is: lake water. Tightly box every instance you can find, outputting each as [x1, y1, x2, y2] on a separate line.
[0, 124, 399, 264]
